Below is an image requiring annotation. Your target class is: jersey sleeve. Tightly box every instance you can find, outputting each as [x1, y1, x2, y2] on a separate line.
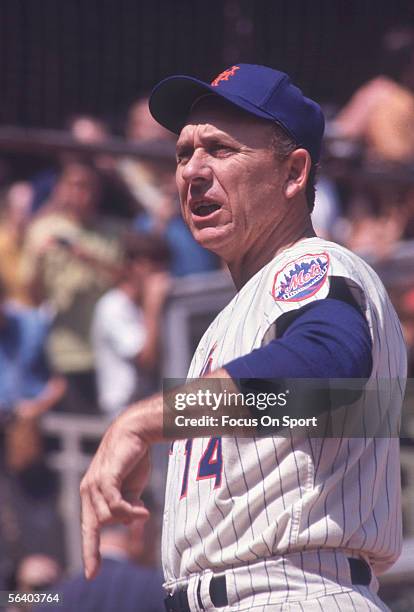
[256, 243, 374, 348]
[224, 298, 373, 379]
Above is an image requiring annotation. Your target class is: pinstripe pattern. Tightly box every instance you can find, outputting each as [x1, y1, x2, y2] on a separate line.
[165, 550, 391, 610]
[161, 237, 406, 609]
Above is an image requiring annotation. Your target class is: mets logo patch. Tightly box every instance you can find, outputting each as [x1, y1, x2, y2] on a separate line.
[272, 253, 330, 302]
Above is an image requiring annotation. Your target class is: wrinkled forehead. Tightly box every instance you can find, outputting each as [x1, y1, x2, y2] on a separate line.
[178, 95, 275, 146]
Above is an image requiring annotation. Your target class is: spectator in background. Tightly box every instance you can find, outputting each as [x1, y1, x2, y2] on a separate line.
[68, 115, 138, 220]
[31, 115, 136, 220]
[334, 27, 414, 162]
[30, 115, 111, 214]
[332, 27, 414, 258]
[126, 97, 173, 143]
[345, 195, 406, 258]
[0, 278, 66, 579]
[118, 96, 177, 218]
[22, 160, 123, 414]
[70, 115, 109, 144]
[91, 232, 170, 419]
[37, 504, 165, 612]
[0, 182, 33, 306]
[122, 96, 219, 275]
[6, 554, 62, 612]
[0, 277, 66, 440]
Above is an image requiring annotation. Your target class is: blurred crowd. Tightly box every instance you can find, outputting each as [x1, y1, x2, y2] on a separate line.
[0, 93, 220, 606]
[0, 25, 414, 610]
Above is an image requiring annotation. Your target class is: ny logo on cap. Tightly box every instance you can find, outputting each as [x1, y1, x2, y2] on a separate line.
[211, 65, 240, 87]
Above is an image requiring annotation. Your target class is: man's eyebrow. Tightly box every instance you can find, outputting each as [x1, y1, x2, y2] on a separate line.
[201, 130, 240, 145]
[179, 133, 240, 149]
[176, 141, 192, 155]
[205, 135, 240, 147]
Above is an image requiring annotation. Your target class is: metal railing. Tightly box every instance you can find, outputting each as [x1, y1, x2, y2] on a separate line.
[41, 413, 108, 573]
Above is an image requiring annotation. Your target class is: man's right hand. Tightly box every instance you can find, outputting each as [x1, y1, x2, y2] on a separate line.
[80, 409, 151, 579]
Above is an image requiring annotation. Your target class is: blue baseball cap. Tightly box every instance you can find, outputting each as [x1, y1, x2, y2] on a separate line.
[149, 63, 325, 163]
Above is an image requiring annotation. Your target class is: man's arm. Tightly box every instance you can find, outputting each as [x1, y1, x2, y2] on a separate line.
[15, 376, 67, 419]
[80, 368, 232, 579]
[225, 298, 372, 379]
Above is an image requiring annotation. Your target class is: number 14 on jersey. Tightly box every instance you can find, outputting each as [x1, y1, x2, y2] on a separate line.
[177, 437, 223, 499]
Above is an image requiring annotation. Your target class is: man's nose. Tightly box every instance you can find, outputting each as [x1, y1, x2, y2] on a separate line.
[181, 149, 213, 185]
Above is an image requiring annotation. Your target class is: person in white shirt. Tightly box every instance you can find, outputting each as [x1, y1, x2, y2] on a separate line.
[91, 232, 170, 418]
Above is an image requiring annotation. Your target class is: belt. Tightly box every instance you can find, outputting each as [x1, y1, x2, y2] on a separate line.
[164, 574, 226, 611]
[164, 558, 371, 612]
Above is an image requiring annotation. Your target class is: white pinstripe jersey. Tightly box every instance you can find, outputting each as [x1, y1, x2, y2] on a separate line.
[162, 237, 407, 590]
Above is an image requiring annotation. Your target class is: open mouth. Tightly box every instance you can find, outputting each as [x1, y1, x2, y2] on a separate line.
[192, 202, 221, 217]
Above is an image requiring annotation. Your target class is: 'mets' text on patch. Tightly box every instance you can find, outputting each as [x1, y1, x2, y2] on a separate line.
[272, 253, 330, 302]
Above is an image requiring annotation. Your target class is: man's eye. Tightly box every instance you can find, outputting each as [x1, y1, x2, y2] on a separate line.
[210, 145, 233, 157]
[176, 150, 191, 164]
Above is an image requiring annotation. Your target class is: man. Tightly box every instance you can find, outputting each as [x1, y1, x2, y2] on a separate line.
[38, 504, 164, 612]
[80, 64, 406, 610]
[335, 27, 414, 162]
[91, 232, 171, 418]
[22, 160, 123, 413]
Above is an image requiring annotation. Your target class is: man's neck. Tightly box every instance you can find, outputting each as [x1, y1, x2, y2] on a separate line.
[227, 214, 316, 290]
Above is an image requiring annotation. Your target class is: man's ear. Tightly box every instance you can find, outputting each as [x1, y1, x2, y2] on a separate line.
[284, 149, 311, 200]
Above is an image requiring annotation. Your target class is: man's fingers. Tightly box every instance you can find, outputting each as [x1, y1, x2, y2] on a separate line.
[80, 478, 150, 579]
[92, 476, 150, 523]
[106, 486, 150, 521]
[79, 424, 151, 579]
[90, 487, 118, 525]
[80, 491, 101, 580]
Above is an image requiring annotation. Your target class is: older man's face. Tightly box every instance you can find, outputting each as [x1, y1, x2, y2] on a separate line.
[175, 99, 287, 260]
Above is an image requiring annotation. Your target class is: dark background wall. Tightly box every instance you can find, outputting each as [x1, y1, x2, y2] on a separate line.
[0, 0, 413, 129]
